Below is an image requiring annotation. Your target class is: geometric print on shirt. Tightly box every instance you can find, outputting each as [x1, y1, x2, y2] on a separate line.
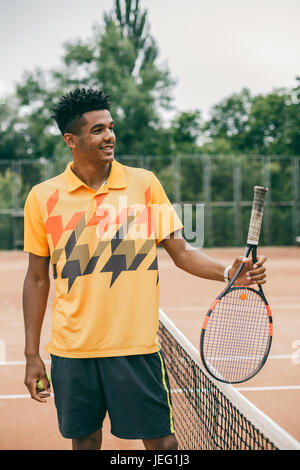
[46, 187, 158, 292]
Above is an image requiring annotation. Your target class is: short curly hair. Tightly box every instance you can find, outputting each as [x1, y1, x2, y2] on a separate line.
[52, 87, 111, 135]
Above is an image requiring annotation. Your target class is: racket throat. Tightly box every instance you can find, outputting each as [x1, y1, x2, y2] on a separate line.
[225, 245, 252, 289]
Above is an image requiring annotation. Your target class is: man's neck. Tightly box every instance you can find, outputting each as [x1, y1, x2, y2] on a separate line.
[71, 160, 112, 192]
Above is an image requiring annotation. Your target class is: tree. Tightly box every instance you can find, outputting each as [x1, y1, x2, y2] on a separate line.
[14, 0, 175, 158]
[169, 110, 202, 154]
[2, 1, 299, 161]
[202, 80, 300, 156]
[0, 96, 33, 160]
[283, 76, 300, 155]
[245, 90, 289, 155]
[201, 88, 253, 155]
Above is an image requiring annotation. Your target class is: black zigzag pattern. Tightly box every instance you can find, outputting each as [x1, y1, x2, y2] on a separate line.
[55, 214, 157, 292]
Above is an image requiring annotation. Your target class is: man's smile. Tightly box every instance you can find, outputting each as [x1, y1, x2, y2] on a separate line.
[98, 144, 114, 153]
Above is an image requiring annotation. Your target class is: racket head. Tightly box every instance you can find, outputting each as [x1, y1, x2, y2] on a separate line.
[200, 286, 272, 384]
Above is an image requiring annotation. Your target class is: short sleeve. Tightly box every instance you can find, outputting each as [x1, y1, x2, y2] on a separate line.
[24, 189, 50, 256]
[150, 172, 183, 245]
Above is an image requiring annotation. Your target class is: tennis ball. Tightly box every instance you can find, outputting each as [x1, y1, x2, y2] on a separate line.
[36, 374, 51, 391]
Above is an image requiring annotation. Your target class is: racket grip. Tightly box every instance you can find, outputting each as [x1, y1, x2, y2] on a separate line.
[247, 186, 268, 245]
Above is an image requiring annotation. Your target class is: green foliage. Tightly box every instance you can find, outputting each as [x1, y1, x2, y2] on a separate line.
[1, 1, 299, 160]
[170, 111, 202, 154]
[0, 1, 299, 248]
[202, 79, 300, 156]
[203, 88, 252, 152]
[4, 0, 176, 158]
[0, 167, 14, 208]
[0, 168, 14, 249]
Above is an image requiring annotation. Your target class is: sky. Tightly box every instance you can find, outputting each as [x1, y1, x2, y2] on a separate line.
[1, 0, 300, 116]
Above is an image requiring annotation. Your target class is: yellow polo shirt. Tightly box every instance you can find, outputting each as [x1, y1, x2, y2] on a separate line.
[24, 159, 183, 358]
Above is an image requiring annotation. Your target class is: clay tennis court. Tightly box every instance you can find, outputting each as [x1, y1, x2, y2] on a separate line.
[0, 246, 299, 450]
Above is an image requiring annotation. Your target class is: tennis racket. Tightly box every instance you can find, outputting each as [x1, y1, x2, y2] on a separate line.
[200, 186, 272, 384]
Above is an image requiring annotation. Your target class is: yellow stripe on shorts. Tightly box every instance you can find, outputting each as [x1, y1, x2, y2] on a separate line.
[157, 351, 175, 434]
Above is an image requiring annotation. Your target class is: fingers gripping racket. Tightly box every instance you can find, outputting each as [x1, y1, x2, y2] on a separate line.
[200, 186, 272, 384]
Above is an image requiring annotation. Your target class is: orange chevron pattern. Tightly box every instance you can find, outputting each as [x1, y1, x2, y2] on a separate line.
[46, 188, 59, 215]
[65, 211, 86, 230]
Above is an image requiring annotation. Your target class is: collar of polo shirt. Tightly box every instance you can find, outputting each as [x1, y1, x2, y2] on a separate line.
[64, 159, 127, 193]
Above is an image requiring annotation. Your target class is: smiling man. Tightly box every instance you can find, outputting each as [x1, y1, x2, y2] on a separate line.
[23, 88, 267, 450]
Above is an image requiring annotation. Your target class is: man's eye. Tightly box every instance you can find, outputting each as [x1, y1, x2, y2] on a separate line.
[93, 128, 114, 133]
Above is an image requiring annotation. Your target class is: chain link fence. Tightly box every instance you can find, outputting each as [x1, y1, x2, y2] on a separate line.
[0, 155, 299, 249]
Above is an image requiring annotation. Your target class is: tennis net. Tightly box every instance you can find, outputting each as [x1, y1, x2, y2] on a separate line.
[158, 309, 300, 450]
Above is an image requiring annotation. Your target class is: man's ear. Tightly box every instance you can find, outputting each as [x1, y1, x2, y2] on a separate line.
[63, 133, 77, 149]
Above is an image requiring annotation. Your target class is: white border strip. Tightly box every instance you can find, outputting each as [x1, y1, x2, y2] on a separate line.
[159, 308, 300, 450]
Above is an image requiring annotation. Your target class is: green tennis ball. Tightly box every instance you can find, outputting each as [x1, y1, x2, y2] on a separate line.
[36, 374, 51, 391]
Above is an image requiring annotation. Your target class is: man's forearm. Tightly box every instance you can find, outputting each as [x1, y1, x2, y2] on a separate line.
[23, 274, 50, 358]
[173, 246, 226, 282]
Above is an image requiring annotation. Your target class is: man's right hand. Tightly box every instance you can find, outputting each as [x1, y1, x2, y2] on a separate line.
[24, 355, 51, 403]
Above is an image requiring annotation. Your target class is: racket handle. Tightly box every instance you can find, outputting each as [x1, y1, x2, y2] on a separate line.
[247, 186, 268, 245]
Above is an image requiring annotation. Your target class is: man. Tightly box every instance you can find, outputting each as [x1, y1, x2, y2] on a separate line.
[23, 88, 266, 450]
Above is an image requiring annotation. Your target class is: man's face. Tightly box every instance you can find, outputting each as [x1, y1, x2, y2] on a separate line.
[71, 109, 116, 163]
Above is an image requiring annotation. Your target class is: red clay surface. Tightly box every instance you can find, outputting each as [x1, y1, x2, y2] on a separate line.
[0, 247, 299, 450]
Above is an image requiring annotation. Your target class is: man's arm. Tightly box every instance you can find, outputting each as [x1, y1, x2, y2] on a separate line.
[162, 231, 266, 286]
[23, 253, 51, 402]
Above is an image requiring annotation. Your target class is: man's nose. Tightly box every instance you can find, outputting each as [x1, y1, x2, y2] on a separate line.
[103, 129, 115, 140]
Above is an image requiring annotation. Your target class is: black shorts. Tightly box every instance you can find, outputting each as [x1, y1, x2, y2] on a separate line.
[50, 352, 175, 440]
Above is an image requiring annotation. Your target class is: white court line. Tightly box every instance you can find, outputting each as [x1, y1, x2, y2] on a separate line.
[236, 385, 300, 392]
[0, 340, 6, 362]
[1, 387, 299, 400]
[170, 385, 300, 394]
[162, 305, 300, 311]
[205, 355, 296, 361]
[0, 360, 51, 366]
[0, 394, 31, 399]
[0, 356, 295, 365]
[0, 393, 54, 399]
[269, 355, 295, 360]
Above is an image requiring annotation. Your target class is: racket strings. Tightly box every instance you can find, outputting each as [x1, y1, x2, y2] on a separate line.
[202, 288, 270, 383]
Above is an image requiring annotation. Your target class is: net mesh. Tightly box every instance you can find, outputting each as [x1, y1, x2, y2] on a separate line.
[158, 310, 292, 450]
[201, 288, 271, 383]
